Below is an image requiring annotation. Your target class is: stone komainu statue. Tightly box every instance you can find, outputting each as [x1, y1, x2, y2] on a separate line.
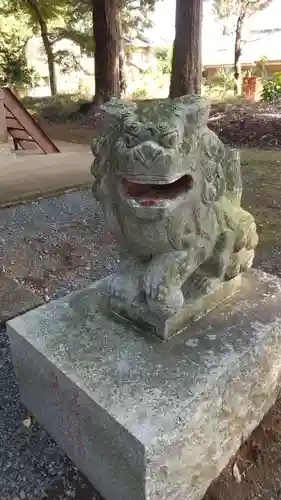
[90, 95, 258, 322]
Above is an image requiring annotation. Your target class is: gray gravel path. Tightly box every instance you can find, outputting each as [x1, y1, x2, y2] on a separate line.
[1, 188, 281, 499]
[0, 189, 118, 499]
[0, 188, 120, 300]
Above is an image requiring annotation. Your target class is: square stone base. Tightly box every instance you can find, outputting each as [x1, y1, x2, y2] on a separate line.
[7, 269, 281, 500]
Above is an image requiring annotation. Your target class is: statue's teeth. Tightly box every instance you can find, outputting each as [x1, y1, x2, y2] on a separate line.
[139, 200, 156, 206]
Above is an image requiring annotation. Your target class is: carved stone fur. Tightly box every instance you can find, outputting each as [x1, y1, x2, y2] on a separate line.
[90, 95, 258, 318]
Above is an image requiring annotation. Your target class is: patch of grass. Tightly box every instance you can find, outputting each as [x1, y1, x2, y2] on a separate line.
[240, 149, 281, 246]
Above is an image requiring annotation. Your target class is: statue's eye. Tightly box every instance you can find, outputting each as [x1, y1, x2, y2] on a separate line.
[160, 131, 179, 149]
[158, 122, 169, 133]
[127, 121, 140, 134]
[123, 134, 139, 148]
[123, 121, 142, 147]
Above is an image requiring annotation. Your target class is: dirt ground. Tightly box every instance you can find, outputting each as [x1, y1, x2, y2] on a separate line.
[208, 100, 281, 150]
[36, 98, 281, 151]
[4, 100, 281, 499]
[205, 396, 281, 500]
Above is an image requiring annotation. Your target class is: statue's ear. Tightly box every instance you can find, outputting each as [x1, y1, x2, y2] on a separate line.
[90, 123, 117, 157]
[91, 99, 136, 156]
[173, 95, 210, 128]
[100, 98, 137, 120]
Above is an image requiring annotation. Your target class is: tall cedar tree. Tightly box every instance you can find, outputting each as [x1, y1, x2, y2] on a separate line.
[92, 0, 121, 104]
[169, 0, 203, 98]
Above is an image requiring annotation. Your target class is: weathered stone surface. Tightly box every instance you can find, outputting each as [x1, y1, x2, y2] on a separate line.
[0, 271, 43, 322]
[90, 96, 258, 331]
[72, 273, 242, 340]
[7, 269, 281, 500]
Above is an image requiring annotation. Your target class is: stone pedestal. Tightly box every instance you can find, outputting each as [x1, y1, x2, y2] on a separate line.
[7, 269, 281, 500]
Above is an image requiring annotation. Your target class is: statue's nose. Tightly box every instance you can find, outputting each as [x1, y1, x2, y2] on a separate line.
[134, 143, 162, 165]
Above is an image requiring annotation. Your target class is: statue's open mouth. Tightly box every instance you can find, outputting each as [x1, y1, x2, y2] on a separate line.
[121, 174, 194, 206]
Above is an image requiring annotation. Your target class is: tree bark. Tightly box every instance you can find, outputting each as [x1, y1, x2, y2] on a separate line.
[119, 36, 127, 98]
[92, 0, 121, 104]
[234, 11, 246, 95]
[169, 0, 203, 99]
[26, 0, 57, 96]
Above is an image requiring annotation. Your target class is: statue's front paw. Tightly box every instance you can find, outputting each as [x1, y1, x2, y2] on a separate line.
[188, 273, 220, 295]
[144, 279, 184, 317]
[226, 248, 255, 279]
[107, 272, 140, 303]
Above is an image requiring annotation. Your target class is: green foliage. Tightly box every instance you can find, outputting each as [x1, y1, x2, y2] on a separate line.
[154, 47, 172, 75]
[22, 93, 88, 121]
[59, 0, 159, 56]
[0, 40, 38, 87]
[54, 50, 81, 74]
[213, 0, 274, 19]
[53, 27, 94, 55]
[254, 56, 268, 79]
[0, 0, 161, 97]
[0, 13, 38, 87]
[262, 73, 281, 103]
[0, 0, 68, 30]
[122, 0, 156, 34]
[210, 66, 235, 93]
[132, 87, 148, 99]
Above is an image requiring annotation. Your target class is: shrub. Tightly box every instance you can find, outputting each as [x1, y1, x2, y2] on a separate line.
[22, 94, 88, 122]
[132, 87, 148, 99]
[254, 56, 268, 79]
[262, 72, 281, 103]
[211, 66, 235, 93]
[0, 34, 39, 89]
[154, 47, 172, 75]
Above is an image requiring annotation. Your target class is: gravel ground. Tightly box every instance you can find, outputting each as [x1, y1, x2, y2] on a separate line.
[1, 188, 281, 499]
[0, 188, 120, 300]
[0, 188, 120, 500]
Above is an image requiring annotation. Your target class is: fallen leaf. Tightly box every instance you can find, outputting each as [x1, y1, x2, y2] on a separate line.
[22, 417, 32, 429]
[233, 462, 242, 483]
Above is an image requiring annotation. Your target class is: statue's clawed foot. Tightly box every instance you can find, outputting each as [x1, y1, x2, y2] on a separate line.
[185, 271, 221, 298]
[106, 272, 141, 304]
[225, 248, 255, 279]
[143, 259, 187, 317]
[145, 283, 185, 317]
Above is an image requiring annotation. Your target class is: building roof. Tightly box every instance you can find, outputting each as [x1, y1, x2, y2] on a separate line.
[203, 29, 281, 66]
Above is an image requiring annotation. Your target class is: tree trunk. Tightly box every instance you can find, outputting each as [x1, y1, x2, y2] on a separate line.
[92, 0, 121, 104]
[26, 0, 57, 96]
[234, 12, 245, 95]
[169, 0, 203, 99]
[42, 33, 57, 96]
[119, 36, 127, 98]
